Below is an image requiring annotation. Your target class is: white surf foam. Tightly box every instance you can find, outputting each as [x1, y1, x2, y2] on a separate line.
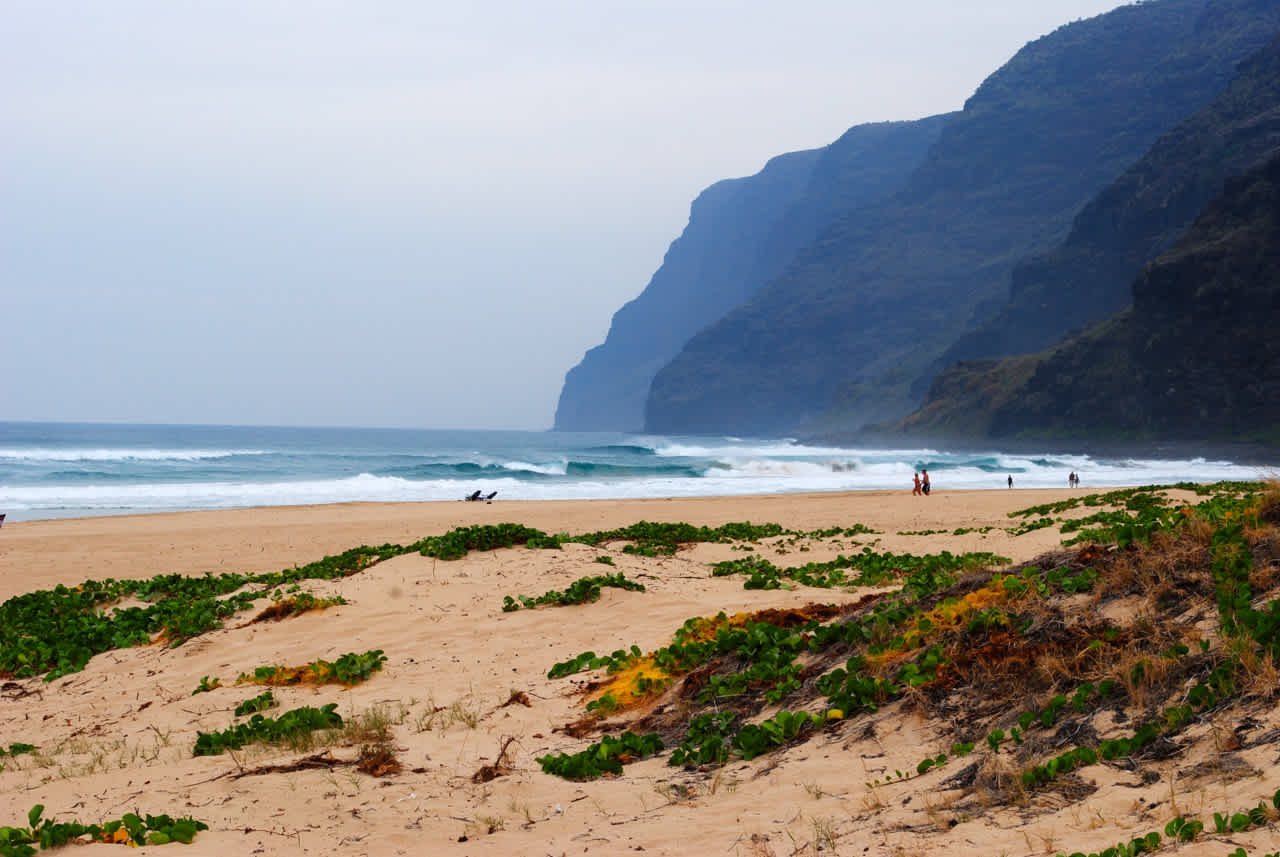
[0, 447, 264, 463]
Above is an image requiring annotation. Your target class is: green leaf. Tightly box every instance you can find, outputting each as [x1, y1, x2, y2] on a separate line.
[122, 813, 145, 842]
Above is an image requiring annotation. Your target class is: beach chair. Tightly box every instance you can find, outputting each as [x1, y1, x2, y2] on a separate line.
[0, 513, 5, 528]
[464, 490, 482, 502]
[484, 491, 498, 502]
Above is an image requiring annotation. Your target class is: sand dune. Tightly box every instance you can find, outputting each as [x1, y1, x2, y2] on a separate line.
[1, 489, 1277, 857]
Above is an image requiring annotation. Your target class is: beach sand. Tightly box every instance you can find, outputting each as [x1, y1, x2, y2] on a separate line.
[1, 490, 1276, 856]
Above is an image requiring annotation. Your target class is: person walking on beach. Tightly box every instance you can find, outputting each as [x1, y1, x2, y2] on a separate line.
[921, 469, 931, 495]
[1008, 475, 1013, 489]
[913, 472, 922, 495]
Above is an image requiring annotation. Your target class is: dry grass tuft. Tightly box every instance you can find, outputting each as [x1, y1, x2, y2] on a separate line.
[344, 706, 401, 777]
[356, 743, 401, 777]
[1235, 645, 1280, 700]
[343, 706, 393, 745]
[972, 752, 1023, 804]
[1183, 514, 1215, 546]
[1259, 479, 1280, 524]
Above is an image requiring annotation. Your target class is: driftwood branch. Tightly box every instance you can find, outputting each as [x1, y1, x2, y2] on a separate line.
[231, 750, 356, 779]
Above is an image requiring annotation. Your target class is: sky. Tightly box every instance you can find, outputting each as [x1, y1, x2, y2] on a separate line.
[2, 0, 1128, 431]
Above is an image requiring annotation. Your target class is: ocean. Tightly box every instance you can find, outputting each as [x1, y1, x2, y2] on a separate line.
[0, 421, 1272, 522]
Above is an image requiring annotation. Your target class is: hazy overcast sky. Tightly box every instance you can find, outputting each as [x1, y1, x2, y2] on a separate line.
[2, 0, 1126, 430]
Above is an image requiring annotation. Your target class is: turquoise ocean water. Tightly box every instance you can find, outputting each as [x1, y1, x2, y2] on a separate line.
[0, 422, 1272, 522]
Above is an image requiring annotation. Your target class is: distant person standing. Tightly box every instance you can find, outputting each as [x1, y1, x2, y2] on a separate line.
[913, 472, 922, 495]
[1008, 475, 1013, 489]
[921, 469, 931, 495]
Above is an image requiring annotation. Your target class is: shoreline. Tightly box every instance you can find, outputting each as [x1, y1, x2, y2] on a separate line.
[5, 422, 1275, 528]
[818, 428, 1280, 465]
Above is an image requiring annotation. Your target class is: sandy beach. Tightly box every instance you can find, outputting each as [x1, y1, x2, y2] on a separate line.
[2, 489, 1277, 857]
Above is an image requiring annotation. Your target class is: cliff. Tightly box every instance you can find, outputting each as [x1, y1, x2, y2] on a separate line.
[935, 28, 1280, 372]
[991, 150, 1280, 443]
[640, 0, 1278, 436]
[552, 117, 950, 432]
[887, 33, 1280, 448]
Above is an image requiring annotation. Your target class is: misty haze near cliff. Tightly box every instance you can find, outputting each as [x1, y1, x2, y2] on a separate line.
[3, 1, 1123, 429]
